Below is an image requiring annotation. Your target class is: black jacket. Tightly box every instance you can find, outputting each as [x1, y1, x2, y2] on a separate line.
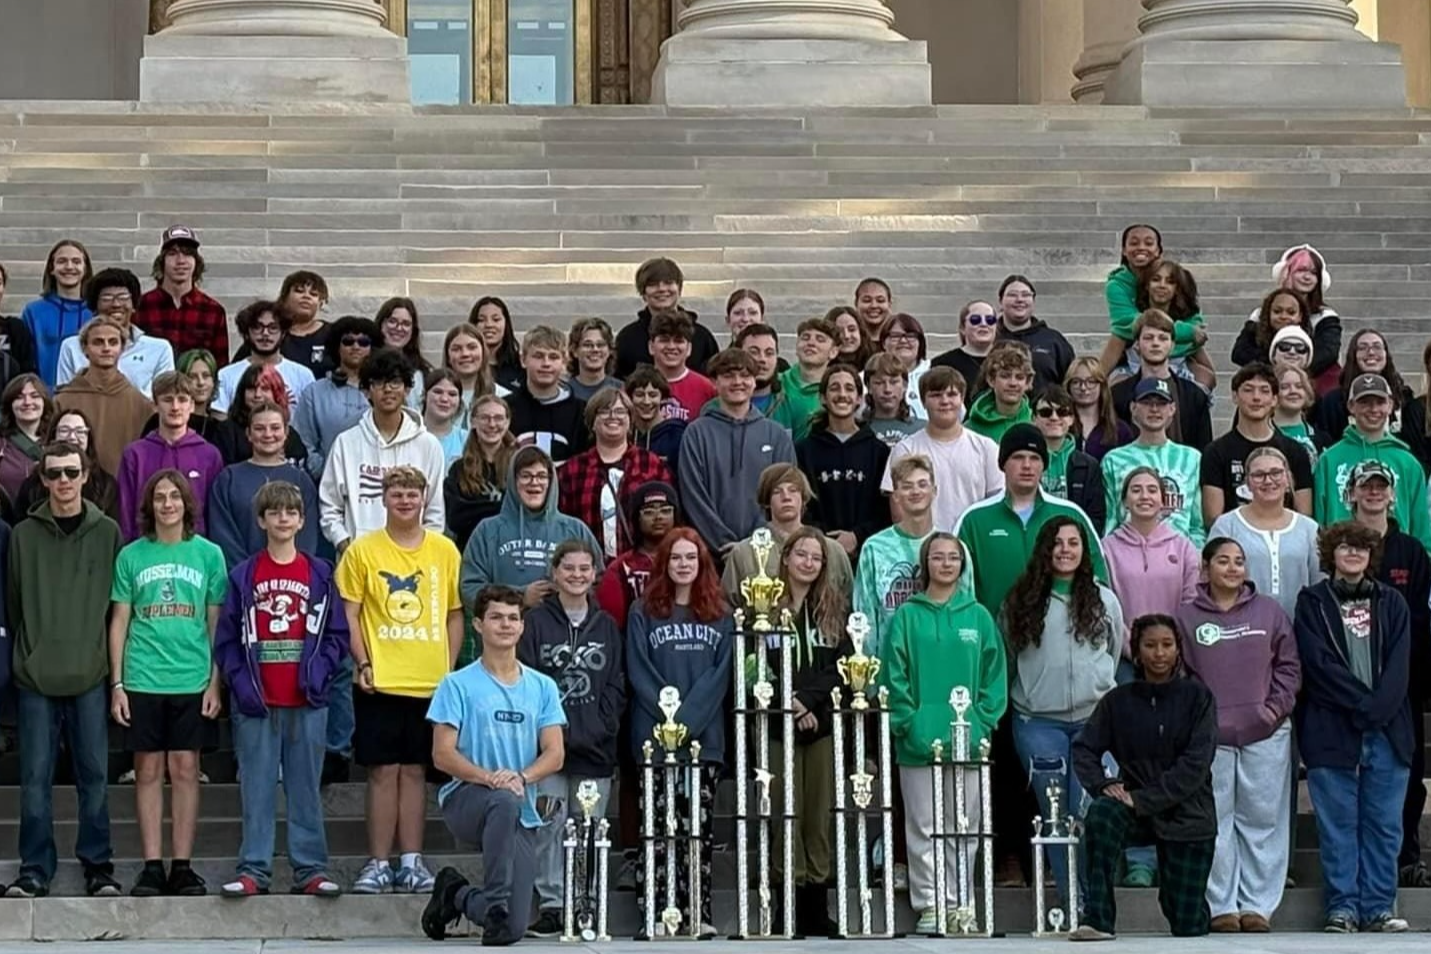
[0, 316, 36, 375]
[442, 457, 503, 553]
[997, 318, 1074, 393]
[796, 424, 891, 548]
[1398, 395, 1431, 477]
[504, 384, 589, 466]
[1073, 675, 1218, 842]
[1110, 372, 1213, 451]
[1293, 579, 1413, 771]
[614, 307, 721, 380]
[1232, 315, 1342, 379]
[929, 347, 988, 399]
[763, 604, 852, 745]
[1063, 446, 1107, 531]
[517, 593, 626, 778]
[1376, 522, 1431, 700]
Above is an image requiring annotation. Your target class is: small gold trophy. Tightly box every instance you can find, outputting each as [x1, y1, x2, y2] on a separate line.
[739, 528, 785, 633]
[653, 686, 688, 756]
[837, 612, 880, 710]
[576, 779, 601, 822]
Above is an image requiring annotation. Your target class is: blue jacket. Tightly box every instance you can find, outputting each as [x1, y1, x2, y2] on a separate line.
[1292, 579, 1413, 771]
[213, 551, 348, 718]
[21, 293, 91, 389]
[206, 461, 321, 569]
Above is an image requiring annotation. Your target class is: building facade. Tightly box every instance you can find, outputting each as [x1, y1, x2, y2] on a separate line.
[1, 0, 1428, 107]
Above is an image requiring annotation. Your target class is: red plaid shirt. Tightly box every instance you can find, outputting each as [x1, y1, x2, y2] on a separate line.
[134, 286, 231, 366]
[558, 444, 674, 560]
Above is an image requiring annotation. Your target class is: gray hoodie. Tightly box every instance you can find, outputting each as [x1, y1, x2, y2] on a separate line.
[1007, 582, 1124, 722]
[676, 405, 796, 551]
[459, 454, 601, 605]
[293, 373, 371, 479]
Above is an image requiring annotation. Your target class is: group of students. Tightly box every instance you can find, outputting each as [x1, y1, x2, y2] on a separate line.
[0, 225, 1426, 945]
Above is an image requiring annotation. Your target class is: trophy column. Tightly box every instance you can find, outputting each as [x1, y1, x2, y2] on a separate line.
[639, 687, 706, 941]
[927, 686, 996, 937]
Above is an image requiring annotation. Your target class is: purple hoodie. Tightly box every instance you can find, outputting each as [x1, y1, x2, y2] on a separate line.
[1175, 582, 1301, 748]
[1102, 522, 1200, 656]
[117, 430, 225, 540]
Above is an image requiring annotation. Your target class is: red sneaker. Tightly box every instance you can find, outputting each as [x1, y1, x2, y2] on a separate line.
[220, 875, 266, 898]
[293, 874, 342, 898]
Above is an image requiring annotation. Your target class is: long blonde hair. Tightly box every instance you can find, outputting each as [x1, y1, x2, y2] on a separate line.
[1065, 356, 1118, 446]
[457, 394, 515, 498]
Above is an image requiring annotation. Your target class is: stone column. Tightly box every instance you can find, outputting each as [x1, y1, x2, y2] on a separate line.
[1071, 0, 1142, 103]
[140, 0, 410, 103]
[1104, 0, 1407, 107]
[650, 0, 931, 105]
[1019, 0, 1084, 104]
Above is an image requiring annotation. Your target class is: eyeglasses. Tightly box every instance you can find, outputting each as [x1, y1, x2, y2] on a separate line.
[250, 323, 281, 335]
[965, 313, 998, 327]
[97, 293, 132, 307]
[383, 318, 413, 331]
[884, 332, 919, 342]
[1335, 543, 1371, 555]
[1067, 378, 1099, 391]
[639, 504, 676, 517]
[1355, 341, 1387, 354]
[1247, 468, 1286, 483]
[341, 335, 372, 348]
[372, 379, 407, 392]
[596, 407, 630, 420]
[474, 413, 508, 426]
[1274, 342, 1310, 354]
[518, 472, 551, 485]
[1035, 406, 1073, 419]
[43, 467, 82, 481]
[55, 425, 90, 440]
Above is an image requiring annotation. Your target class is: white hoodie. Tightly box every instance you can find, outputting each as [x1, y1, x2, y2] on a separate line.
[319, 407, 447, 548]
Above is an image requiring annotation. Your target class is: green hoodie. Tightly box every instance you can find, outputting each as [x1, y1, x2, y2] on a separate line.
[1105, 265, 1206, 359]
[9, 500, 121, 697]
[770, 365, 823, 442]
[1314, 426, 1431, 552]
[880, 588, 1007, 767]
[965, 390, 1032, 445]
[955, 491, 1108, 619]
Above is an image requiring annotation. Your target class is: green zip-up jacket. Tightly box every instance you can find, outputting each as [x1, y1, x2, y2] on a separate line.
[880, 588, 1007, 767]
[9, 500, 121, 697]
[769, 365, 823, 443]
[1315, 426, 1431, 553]
[965, 390, 1032, 445]
[1105, 265, 1205, 359]
[955, 491, 1108, 619]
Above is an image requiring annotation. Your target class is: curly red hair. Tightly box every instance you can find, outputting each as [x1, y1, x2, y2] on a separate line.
[642, 527, 728, 623]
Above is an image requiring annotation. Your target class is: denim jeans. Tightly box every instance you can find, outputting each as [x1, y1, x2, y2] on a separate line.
[233, 706, 330, 887]
[1012, 713, 1087, 906]
[16, 683, 112, 884]
[325, 656, 354, 759]
[1306, 730, 1409, 923]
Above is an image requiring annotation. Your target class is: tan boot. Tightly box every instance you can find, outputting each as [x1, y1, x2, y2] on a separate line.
[1240, 912, 1270, 933]
[1209, 914, 1242, 933]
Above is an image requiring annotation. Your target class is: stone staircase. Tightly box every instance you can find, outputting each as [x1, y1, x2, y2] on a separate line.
[5, 101, 1431, 939]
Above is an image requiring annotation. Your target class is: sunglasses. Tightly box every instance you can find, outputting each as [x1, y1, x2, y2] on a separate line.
[341, 334, 372, 348]
[1035, 405, 1073, 418]
[43, 466, 82, 481]
[965, 313, 998, 327]
[1274, 342, 1310, 354]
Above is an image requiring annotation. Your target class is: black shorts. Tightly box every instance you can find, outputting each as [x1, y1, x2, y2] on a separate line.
[126, 691, 206, 753]
[354, 690, 433, 768]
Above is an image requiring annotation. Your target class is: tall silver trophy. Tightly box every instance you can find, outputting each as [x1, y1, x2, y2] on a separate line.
[641, 686, 705, 941]
[731, 528, 797, 939]
[560, 779, 612, 942]
[929, 686, 995, 937]
[1030, 781, 1081, 937]
[829, 611, 896, 938]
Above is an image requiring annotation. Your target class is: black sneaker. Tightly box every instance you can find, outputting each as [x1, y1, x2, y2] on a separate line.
[1324, 914, 1358, 934]
[168, 865, 207, 897]
[1401, 861, 1431, 887]
[85, 870, 122, 897]
[320, 753, 350, 787]
[131, 864, 168, 898]
[526, 908, 563, 938]
[482, 906, 517, 947]
[5, 875, 47, 899]
[422, 867, 469, 941]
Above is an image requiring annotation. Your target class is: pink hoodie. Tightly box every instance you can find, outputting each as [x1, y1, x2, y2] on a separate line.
[1102, 522, 1200, 657]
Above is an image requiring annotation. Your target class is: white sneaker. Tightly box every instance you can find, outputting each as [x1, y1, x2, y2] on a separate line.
[395, 855, 436, 893]
[351, 858, 394, 894]
[914, 907, 938, 935]
[117, 769, 136, 784]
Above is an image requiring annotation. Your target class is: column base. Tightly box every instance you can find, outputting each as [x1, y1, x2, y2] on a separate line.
[140, 33, 410, 103]
[650, 36, 931, 107]
[1104, 38, 1407, 108]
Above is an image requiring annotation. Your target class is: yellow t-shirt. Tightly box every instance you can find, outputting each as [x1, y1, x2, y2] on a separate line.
[337, 528, 462, 698]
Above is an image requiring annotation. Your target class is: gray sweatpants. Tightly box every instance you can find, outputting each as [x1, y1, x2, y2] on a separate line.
[899, 765, 982, 913]
[533, 773, 613, 912]
[1207, 721, 1293, 920]
[442, 783, 538, 932]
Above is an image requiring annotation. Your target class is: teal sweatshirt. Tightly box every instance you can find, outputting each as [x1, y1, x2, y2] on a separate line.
[852, 524, 977, 660]
[1100, 440, 1205, 547]
[1105, 265, 1206, 359]
[1314, 427, 1431, 553]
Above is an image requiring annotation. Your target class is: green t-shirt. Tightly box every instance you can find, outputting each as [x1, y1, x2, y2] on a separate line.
[1277, 421, 1320, 466]
[112, 535, 228, 694]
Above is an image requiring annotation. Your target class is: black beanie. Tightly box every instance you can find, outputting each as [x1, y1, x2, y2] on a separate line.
[998, 423, 1049, 469]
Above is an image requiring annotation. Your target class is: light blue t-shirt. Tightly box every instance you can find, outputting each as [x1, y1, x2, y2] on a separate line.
[427, 660, 567, 827]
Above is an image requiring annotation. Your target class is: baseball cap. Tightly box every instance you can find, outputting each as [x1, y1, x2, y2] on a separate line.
[161, 225, 200, 250]
[998, 423, 1049, 470]
[1132, 377, 1175, 403]
[1348, 373, 1391, 403]
[1349, 460, 1396, 490]
[636, 481, 677, 510]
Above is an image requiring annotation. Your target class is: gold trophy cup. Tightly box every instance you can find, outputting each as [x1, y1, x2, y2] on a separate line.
[739, 528, 785, 632]
[837, 612, 881, 710]
[653, 686, 689, 755]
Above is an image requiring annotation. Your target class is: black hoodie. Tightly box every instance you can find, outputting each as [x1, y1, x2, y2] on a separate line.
[504, 383, 589, 467]
[796, 424, 891, 547]
[1375, 519, 1431, 699]
[614, 307, 720, 380]
[517, 592, 626, 778]
[997, 318, 1074, 392]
